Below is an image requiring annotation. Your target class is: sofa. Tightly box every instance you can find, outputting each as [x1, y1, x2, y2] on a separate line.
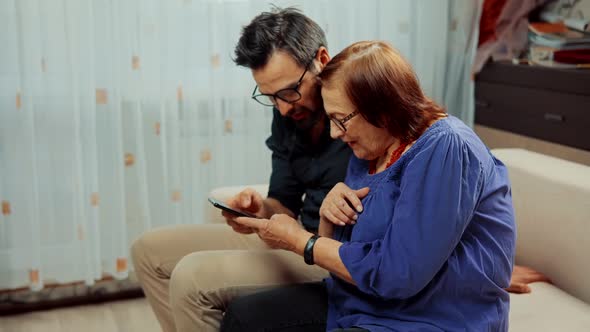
[206, 148, 590, 331]
[493, 148, 590, 331]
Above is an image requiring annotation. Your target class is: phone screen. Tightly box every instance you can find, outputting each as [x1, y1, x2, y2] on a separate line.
[208, 197, 258, 218]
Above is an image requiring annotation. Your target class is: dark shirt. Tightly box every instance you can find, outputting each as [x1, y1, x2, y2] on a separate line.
[265, 108, 352, 231]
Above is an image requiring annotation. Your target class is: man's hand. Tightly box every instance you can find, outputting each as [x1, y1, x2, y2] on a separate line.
[222, 188, 265, 234]
[506, 265, 552, 294]
[234, 214, 306, 251]
[319, 183, 369, 226]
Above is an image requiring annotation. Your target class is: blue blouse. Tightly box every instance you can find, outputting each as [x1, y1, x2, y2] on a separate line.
[325, 116, 516, 332]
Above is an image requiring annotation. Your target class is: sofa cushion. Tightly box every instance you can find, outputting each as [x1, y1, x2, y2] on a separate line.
[509, 282, 590, 331]
[492, 148, 590, 304]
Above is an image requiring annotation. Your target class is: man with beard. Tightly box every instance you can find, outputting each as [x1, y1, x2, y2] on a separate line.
[131, 8, 351, 332]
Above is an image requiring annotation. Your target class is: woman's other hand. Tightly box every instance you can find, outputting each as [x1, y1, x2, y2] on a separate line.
[506, 265, 552, 294]
[234, 214, 307, 251]
[320, 183, 369, 226]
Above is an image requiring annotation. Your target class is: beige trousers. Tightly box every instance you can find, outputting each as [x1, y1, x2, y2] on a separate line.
[131, 224, 328, 332]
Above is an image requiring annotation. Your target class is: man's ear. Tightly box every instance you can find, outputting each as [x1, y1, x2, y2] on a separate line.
[316, 46, 331, 71]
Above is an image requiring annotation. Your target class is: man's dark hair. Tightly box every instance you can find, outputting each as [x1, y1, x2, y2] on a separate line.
[233, 7, 327, 70]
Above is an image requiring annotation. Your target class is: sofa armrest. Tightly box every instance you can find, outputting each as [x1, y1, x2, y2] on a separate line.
[492, 148, 590, 304]
[206, 184, 269, 224]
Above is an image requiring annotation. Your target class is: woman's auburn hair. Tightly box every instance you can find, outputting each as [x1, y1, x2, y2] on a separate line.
[319, 41, 446, 142]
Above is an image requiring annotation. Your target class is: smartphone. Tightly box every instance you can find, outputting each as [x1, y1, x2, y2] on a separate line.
[208, 197, 258, 218]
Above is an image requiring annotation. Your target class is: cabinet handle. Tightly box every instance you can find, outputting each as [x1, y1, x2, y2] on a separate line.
[544, 113, 564, 122]
[475, 100, 490, 108]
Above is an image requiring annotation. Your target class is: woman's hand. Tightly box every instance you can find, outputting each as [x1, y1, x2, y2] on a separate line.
[506, 265, 552, 293]
[320, 183, 370, 226]
[234, 214, 308, 251]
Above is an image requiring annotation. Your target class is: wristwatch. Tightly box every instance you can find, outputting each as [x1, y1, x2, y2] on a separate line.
[303, 234, 321, 265]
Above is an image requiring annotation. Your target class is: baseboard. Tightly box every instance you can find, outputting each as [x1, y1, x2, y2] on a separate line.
[0, 279, 145, 316]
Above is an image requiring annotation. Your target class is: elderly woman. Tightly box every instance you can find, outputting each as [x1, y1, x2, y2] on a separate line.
[222, 41, 516, 332]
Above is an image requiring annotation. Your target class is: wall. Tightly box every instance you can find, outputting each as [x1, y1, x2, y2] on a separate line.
[476, 125, 590, 166]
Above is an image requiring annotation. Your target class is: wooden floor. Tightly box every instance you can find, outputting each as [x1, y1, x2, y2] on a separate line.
[0, 298, 160, 332]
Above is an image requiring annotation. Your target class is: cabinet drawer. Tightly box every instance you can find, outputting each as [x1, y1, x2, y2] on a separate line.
[475, 82, 590, 151]
[476, 62, 590, 96]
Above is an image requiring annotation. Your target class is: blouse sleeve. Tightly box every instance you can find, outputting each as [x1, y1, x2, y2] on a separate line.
[338, 133, 484, 300]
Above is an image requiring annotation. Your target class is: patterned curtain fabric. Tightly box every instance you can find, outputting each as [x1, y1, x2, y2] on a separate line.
[0, 0, 482, 291]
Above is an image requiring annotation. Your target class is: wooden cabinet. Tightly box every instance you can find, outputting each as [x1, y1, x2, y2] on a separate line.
[475, 62, 590, 151]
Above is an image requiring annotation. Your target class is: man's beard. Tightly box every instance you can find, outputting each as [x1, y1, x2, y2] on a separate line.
[292, 85, 325, 131]
[292, 106, 324, 131]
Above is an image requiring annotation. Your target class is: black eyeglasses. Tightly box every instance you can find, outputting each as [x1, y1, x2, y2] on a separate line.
[330, 111, 359, 132]
[251, 53, 317, 107]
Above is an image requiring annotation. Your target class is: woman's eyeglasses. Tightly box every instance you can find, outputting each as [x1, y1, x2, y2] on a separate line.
[329, 111, 359, 132]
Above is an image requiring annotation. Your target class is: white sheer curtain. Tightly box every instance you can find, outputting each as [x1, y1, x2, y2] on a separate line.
[0, 0, 481, 291]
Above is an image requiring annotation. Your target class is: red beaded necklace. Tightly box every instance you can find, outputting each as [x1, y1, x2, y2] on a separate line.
[368, 141, 408, 175]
